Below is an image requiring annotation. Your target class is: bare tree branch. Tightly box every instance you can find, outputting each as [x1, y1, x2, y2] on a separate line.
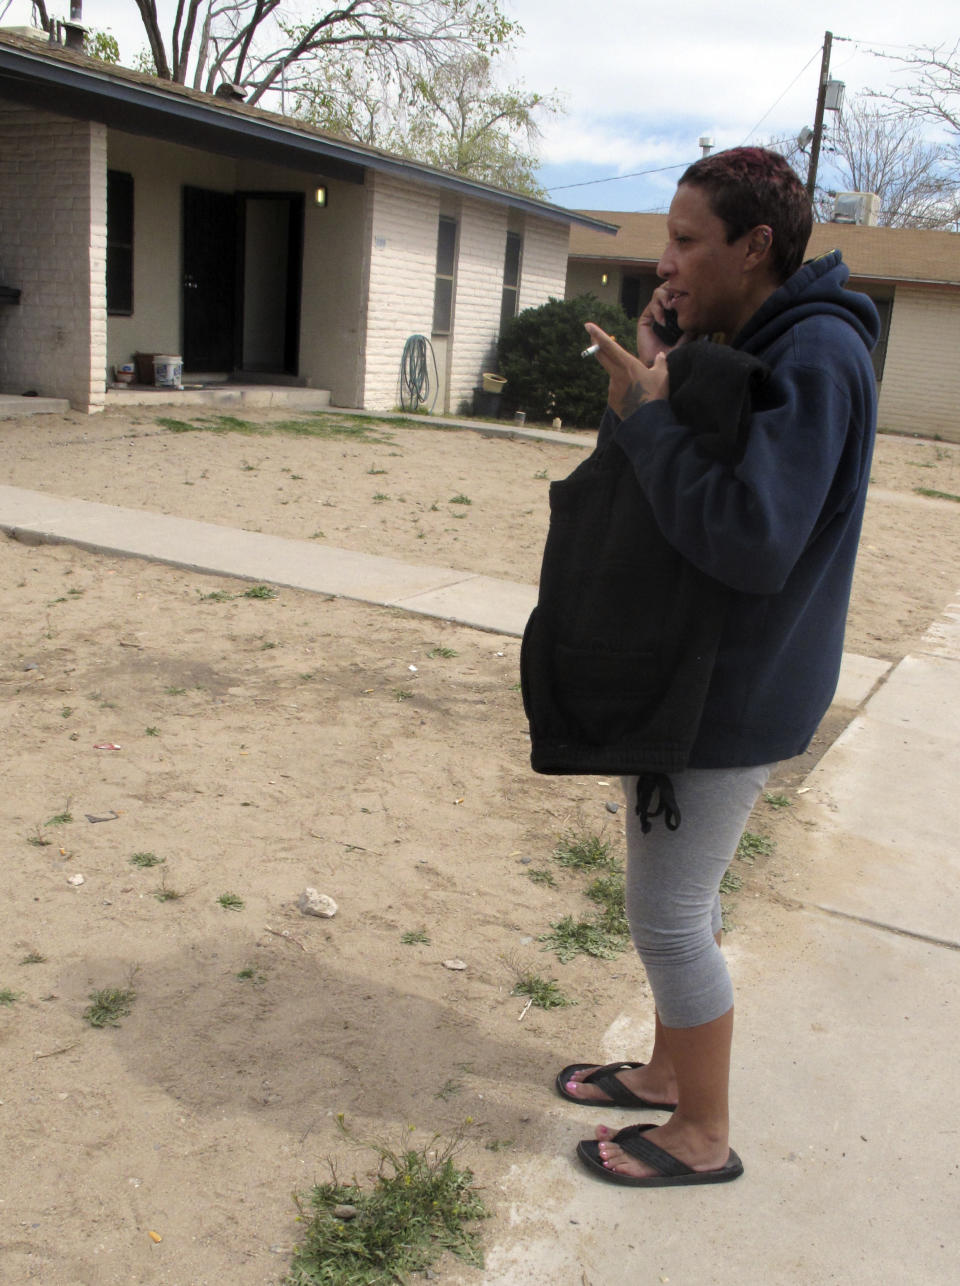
[823, 93, 959, 229]
[133, 0, 172, 79]
[867, 41, 960, 138]
[119, 0, 517, 108]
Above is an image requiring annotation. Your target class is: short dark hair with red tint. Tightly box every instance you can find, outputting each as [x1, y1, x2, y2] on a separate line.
[679, 147, 813, 282]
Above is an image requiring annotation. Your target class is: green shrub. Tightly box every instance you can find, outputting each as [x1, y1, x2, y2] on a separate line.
[496, 294, 635, 427]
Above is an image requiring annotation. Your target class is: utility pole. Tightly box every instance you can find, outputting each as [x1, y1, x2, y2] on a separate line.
[806, 31, 833, 201]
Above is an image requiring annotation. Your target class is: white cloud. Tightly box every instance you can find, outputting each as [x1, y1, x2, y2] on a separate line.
[504, 1, 959, 156]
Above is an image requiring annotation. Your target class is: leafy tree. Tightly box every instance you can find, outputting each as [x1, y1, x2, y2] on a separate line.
[84, 29, 121, 65]
[65, 0, 517, 107]
[296, 52, 560, 195]
[403, 54, 559, 195]
[496, 295, 635, 429]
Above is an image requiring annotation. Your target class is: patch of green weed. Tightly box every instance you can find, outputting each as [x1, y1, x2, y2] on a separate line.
[737, 831, 775, 862]
[719, 868, 743, 894]
[915, 487, 960, 503]
[538, 914, 629, 963]
[130, 851, 164, 868]
[154, 880, 185, 902]
[585, 871, 627, 934]
[553, 826, 616, 871]
[287, 1121, 487, 1286]
[511, 973, 575, 1009]
[83, 986, 135, 1027]
[763, 793, 791, 809]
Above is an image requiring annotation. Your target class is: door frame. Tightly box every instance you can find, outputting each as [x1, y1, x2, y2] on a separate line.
[235, 190, 305, 377]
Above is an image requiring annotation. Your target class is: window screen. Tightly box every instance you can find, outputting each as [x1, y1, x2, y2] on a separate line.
[433, 216, 457, 334]
[106, 170, 134, 315]
[500, 231, 523, 333]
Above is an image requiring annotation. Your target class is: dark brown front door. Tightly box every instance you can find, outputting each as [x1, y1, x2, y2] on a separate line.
[182, 186, 238, 371]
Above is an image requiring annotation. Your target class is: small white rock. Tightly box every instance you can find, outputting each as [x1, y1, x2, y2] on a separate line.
[298, 888, 338, 918]
[66, 873, 85, 886]
[443, 958, 467, 971]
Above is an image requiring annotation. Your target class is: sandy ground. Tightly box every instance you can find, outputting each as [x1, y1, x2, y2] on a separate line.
[1, 405, 959, 1285]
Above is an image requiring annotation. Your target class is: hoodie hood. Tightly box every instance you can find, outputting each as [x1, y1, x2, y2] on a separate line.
[733, 250, 881, 356]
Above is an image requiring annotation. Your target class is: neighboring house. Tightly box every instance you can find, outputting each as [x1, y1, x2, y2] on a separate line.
[0, 29, 613, 414]
[567, 211, 960, 443]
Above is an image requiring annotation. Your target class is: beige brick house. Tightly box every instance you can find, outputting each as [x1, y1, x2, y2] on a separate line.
[0, 29, 612, 414]
[567, 212, 960, 443]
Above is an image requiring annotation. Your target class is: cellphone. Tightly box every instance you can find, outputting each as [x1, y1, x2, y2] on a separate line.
[651, 307, 682, 346]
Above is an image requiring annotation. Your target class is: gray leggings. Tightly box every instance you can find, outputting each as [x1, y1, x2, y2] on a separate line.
[622, 765, 772, 1029]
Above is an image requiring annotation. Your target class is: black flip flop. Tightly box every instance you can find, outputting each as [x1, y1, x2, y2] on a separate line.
[577, 1123, 743, 1188]
[556, 1061, 677, 1111]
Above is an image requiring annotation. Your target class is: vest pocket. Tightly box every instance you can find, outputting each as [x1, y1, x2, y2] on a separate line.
[553, 643, 661, 745]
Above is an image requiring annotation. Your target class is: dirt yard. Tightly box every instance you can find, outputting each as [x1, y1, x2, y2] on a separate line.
[1, 405, 958, 1284]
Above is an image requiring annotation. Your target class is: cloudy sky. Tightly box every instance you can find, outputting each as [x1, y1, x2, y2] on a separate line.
[4, 0, 957, 211]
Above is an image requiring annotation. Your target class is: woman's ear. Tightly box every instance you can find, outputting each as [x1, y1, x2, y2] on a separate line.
[746, 224, 774, 268]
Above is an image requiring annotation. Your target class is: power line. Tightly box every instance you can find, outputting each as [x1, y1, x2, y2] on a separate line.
[740, 46, 823, 145]
[546, 160, 690, 193]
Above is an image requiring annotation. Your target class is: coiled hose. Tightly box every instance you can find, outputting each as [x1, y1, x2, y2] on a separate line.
[399, 334, 439, 412]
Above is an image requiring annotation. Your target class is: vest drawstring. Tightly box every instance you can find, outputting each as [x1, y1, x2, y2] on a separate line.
[635, 773, 681, 833]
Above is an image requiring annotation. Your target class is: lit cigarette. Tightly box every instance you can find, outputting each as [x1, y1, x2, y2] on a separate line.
[581, 343, 600, 358]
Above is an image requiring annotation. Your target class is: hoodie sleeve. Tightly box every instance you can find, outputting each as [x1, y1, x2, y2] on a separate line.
[612, 343, 870, 596]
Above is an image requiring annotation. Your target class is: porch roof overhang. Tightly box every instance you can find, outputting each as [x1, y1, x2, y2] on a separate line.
[0, 34, 616, 234]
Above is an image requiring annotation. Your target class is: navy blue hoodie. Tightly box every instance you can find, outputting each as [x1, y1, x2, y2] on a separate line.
[611, 250, 880, 766]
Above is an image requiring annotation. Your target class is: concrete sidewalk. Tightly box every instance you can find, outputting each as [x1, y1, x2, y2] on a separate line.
[481, 592, 960, 1285]
[2, 481, 957, 1283]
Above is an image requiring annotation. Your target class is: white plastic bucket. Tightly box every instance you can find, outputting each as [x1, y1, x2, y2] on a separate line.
[153, 355, 183, 389]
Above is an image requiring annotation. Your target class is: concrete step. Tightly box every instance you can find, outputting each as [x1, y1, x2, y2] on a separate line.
[0, 394, 71, 417]
[104, 385, 332, 409]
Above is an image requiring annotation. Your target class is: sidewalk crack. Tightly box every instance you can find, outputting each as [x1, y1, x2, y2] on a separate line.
[810, 901, 960, 952]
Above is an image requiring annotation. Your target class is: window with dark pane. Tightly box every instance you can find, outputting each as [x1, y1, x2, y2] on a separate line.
[432, 216, 457, 334]
[106, 170, 134, 315]
[500, 231, 523, 333]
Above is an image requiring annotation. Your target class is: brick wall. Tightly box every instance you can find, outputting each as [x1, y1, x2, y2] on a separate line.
[517, 218, 569, 315]
[878, 285, 960, 443]
[0, 102, 107, 411]
[447, 200, 509, 414]
[362, 173, 573, 414]
[362, 172, 439, 410]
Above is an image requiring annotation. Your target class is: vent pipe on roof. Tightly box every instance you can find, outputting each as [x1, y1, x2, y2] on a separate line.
[215, 82, 247, 102]
[60, 1, 86, 52]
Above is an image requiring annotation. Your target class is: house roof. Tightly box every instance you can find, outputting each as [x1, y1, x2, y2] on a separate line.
[569, 210, 960, 287]
[0, 29, 617, 234]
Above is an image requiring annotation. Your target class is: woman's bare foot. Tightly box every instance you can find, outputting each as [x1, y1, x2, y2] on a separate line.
[563, 1062, 677, 1107]
[593, 1119, 730, 1179]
